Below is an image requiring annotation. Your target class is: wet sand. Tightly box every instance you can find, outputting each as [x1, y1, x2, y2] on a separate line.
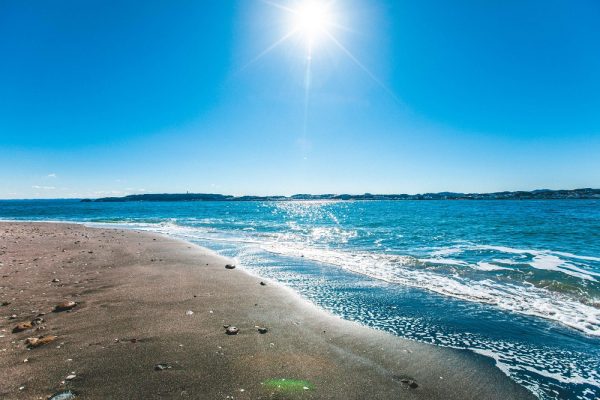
[0, 222, 534, 399]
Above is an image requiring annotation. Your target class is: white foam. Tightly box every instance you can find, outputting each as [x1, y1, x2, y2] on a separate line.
[429, 244, 600, 282]
[419, 258, 470, 266]
[258, 242, 600, 337]
[474, 262, 512, 271]
[531, 254, 599, 282]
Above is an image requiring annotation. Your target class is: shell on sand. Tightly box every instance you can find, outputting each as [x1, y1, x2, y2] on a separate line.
[25, 335, 58, 348]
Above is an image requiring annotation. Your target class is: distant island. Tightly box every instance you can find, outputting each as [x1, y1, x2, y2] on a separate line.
[83, 188, 600, 202]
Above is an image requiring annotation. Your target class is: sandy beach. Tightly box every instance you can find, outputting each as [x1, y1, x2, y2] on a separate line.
[0, 222, 533, 399]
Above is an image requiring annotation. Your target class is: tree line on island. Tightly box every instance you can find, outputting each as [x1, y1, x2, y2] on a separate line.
[82, 188, 600, 202]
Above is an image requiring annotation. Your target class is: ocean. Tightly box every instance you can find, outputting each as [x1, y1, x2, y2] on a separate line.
[1, 199, 598, 399]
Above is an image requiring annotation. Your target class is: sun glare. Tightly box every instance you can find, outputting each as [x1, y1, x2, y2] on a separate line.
[293, 1, 332, 44]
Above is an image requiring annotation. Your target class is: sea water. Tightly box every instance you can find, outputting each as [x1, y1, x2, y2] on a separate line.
[1, 199, 598, 399]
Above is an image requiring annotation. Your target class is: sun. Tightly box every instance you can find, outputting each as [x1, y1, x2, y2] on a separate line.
[293, 1, 333, 45]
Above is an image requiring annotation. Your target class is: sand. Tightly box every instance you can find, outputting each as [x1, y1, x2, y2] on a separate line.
[0, 222, 534, 399]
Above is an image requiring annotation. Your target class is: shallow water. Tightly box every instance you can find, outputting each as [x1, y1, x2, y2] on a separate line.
[1, 199, 599, 399]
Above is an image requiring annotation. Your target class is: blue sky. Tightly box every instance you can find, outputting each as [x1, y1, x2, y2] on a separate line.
[1, 0, 599, 198]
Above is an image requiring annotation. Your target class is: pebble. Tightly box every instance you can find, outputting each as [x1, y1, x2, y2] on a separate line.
[225, 264, 236, 269]
[154, 363, 172, 371]
[399, 378, 419, 389]
[52, 278, 60, 283]
[225, 326, 239, 335]
[48, 390, 77, 400]
[260, 281, 266, 286]
[13, 322, 33, 333]
[257, 327, 269, 334]
[54, 301, 77, 312]
[185, 310, 194, 316]
[65, 374, 76, 380]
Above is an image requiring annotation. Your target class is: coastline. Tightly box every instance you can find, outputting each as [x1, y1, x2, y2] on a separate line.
[0, 222, 534, 399]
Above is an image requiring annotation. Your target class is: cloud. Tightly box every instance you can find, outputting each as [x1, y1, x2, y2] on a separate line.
[47, 173, 57, 178]
[32, 185, 56, 190]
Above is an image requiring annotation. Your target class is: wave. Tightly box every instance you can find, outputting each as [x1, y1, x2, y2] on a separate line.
[258, 241, 600, 337]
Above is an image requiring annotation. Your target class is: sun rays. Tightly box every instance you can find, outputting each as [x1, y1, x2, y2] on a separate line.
[252, 0, 381, 81]
[247, 0, 397, 146]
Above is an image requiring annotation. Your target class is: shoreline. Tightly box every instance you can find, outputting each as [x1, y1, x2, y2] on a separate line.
[0, 222, 534, 399]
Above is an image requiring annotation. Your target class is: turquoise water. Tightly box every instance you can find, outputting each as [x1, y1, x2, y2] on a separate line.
[1, 199, 599, 399]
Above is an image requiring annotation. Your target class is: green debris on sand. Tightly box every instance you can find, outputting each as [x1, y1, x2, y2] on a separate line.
[263, 378, 315, 393]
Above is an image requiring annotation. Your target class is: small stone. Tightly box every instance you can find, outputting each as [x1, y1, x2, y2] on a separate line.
[65, 374, 76, 380]
[54, 301, 77, 312]
[399, 378, 419, 389]
[1, 301, 11, 306]
[260, 281, 266, 286]
[48, 390, 77, 400]
[13, 322, 33, 333]
[19, 386, 25, 390]
[25, 335, 57, 348]
[9, 314, 17, 320]
[154, 363, 172, 371]
[185, 310, 194, 316]
[52, 278, 60, 283]
[23, 358, 28, 363]
[257, 327, 268, 334]
[32, 317, 45, 325]
[225, 264, 236, 269]
[225, 326, 239, 335]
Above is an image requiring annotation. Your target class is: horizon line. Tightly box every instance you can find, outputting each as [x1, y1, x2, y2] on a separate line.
[1, 187, 599, 201]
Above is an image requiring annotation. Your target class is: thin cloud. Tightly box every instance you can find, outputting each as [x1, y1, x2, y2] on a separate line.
[47, 173, 57, 178]
[32, 185, 56, 190]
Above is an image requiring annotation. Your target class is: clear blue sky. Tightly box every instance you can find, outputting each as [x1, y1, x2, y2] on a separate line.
[1, 0, 599, 198]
